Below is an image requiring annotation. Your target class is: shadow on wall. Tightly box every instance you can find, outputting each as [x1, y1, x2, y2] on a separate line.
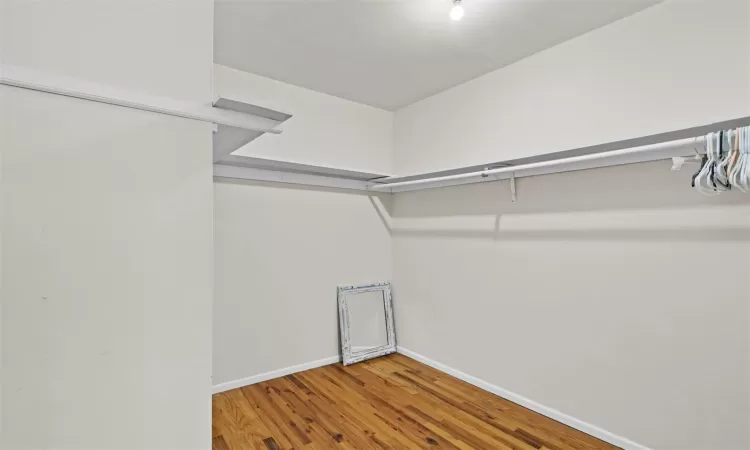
[389, 160, 750, 242]
[214, 176, 396, 236]
[213, 161, 750, 243]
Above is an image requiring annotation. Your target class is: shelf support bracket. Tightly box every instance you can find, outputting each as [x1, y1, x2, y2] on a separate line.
[671, 155, 701, 171]
[510, 173, 517, 203]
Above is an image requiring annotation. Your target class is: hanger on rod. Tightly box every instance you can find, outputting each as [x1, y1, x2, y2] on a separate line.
[692, 134, 715, 195]
[715, 129, 733, 189]
[729, 127, 746, 191]
[694, 125, 750, 195]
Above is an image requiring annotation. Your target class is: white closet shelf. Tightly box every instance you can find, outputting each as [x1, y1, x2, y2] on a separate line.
[215, 155, 389, 180]
[214, 163, 386, 191]
[9, 62, 745, 196]
[213, 135, 701, 194]
[208, 94, 390, 191]
[213, 155, 390, 191]
[215, 118, 750, 194]
[0, 63, 285, 133]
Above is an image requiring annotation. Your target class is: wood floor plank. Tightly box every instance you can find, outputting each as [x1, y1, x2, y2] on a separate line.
[340, 362, 462, 450]
[388, 354, 612, 450]
[240, 384, 299, 449]
[221, 388, 278, 450]
[325, 363, 458, 450]
[286, 375, 361, 450]
[391, 371, 538, 450]
[213, 392, 261, 450]
[214, 354, 621, 450]
[406, 404, 514, 450]
[397, 381, 534, 450]
[311, 365, 416, 449]
[360, 360, 420, 394]
[254, 381, 314, 447]
[262, 437, 281, 450]
[297, 370, 385, 449]
[269, 376, 344, 448]
[213, 435, 231, 450]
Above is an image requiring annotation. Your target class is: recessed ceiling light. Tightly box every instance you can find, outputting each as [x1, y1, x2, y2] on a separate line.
[451, 0, 464, 20]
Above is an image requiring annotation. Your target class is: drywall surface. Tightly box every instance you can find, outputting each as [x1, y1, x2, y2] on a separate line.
[211, 63, 393, 390]
[0, 3, 5, 430]
[394, 0, 750, 176]
[392, 162, 750, 449]
[1, 0, 213, 103]
[347, 290, 389, 349]
[213, 180, 392, 386]
[214, 64, 394, 175]
[0, 86, 214, 450]
[0, 1, 214, 448]
[0, 1, 7, 436]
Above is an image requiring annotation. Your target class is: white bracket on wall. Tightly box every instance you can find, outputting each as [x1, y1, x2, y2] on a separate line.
[212, 96, 293, 163]
[671, 155, 701, 171]
[510, 173, 517, 203]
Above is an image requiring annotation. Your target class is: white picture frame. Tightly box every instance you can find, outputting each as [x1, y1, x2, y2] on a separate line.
[337, 281, 396, 366]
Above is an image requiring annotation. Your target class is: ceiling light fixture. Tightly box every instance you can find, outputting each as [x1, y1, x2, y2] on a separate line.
[450, 0, 464, 20]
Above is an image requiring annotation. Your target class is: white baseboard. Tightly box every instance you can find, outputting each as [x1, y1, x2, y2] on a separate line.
[212, 355, 341, 394]
[396, 346, 651, 450]
[211, 346, 650, 450]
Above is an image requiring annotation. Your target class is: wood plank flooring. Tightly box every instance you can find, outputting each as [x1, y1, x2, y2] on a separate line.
[213, 353, 620, 450]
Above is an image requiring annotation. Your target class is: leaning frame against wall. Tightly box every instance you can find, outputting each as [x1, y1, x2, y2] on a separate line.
[337, 282, 396, 365]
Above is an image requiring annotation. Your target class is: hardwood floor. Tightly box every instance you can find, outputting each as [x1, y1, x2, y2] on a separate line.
[212, 353, 619, 450]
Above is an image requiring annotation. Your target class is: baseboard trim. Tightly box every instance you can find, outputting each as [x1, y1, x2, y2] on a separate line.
[212, 355, 341, 394]
[211, 347, 649, 449]
[396, 346, 651, 450]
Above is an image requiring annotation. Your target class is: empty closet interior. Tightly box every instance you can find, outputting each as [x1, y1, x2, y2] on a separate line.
[1, 1, 749, 450]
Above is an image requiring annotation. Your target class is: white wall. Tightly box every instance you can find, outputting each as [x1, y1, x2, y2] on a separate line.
[1, 0, 213, 103]
[212, 63, 394, 388]
[213, 181, 392, 386]
[390, 1, 750, 449]
[214, 64, 394, 175]
[347, 290, 388, 349]
[0, 1, 214, 449]
[392, 164, 750, 450]
[394, 0, 750, 176]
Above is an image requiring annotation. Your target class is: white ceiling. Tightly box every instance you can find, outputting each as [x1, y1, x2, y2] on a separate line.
[214, 0, 659, 111]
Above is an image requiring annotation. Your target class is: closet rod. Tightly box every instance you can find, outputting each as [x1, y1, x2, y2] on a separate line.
[369, 136, 706, 192]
